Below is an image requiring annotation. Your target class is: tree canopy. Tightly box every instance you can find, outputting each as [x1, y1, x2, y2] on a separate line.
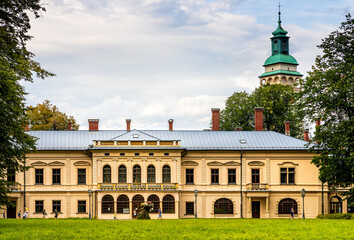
[300, 14, 354, 203]
[0, 1, 54, 205]
[220, 84, 303, 138]
[27, 100, 79, 130]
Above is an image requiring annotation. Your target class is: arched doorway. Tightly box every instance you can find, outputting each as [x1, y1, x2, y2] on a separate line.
[330, 196, 342, 213]
[132, 195, 144, 218]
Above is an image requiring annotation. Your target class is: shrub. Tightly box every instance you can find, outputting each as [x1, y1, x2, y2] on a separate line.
[137, 202, 154, 220]
[316, 213, 352, 219]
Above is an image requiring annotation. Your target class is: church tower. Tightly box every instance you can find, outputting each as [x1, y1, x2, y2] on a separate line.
[259, 9, 302, 88]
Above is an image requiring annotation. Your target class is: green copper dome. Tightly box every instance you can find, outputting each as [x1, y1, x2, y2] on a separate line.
[272, 26, 288, 37]
[264, 54, 298, 66]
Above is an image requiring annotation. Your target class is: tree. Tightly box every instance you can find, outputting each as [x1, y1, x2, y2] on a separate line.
[220, 84, 303, 138]
[26, 100, 79, 130]
[0, 1, 54, 205]
[300, 14, 354, 203]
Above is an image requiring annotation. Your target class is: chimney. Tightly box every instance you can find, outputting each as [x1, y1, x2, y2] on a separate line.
[254, 107, 264, 131]
[211, 108, 220, 131]
[168, 119, 174, 131]
[235, 127, 242, 131]
[304, 129, 309, 141]
[126, 119, 131, 131]
[88, 119, 99, 131]
[285, 121, 290, 136]
[24, 125, 29, 131]
[316, 119, 321, 127]
[67, 122, 72, 131]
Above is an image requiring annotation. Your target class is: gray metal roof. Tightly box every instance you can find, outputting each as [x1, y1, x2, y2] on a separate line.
[27, 130, 310, 151]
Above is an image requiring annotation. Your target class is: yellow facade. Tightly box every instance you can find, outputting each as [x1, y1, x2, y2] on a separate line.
[4, 138, 351, 219]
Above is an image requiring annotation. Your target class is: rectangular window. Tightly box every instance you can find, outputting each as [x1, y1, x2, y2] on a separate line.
[228, 169, 236, 184]
[281, 168, 295, 184]
[78, 169, 86, 185]
[252, 169, 260, 184]
[52, 200, 61, 213]
[211, 169, 219, 184]
[35, 169, 44, 184]
[52, 169, 61, 184]
[78, 201, 86, 213]
[35, 200, 44, 213]
[186, 202, 194, 215]
[186, 169, 194, 184]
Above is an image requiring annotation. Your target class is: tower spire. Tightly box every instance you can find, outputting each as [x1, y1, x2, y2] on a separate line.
[278, 2, 282, 27]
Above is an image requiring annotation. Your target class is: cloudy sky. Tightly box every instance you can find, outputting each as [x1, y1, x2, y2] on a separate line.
[24, 0, 353, 130]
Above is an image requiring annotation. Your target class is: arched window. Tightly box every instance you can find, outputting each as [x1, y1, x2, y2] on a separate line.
[330, 196, 342, 214]
[133, 165, 141, 183]
[103, 165, 111, 183]
[147, 165, 156, 183]
[147, 195, 159, 213]
[162, 165, 171, 183]
[117, 195, 129, 214]
[162, 195, 175, 213]
[214, 198, 233, 214]
[132, 195, 144, 218]
[118, 165, 127, 183]
[278, 198, 297, 214]
[102, 195, 114, 213]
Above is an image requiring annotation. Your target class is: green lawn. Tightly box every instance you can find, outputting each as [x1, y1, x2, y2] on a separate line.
[0, 218, 353, 239]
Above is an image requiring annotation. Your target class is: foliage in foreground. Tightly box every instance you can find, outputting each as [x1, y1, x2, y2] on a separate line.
[26, 100, 79, 130]
[316, 213, 353, 219]
[300, 14, 354, 203]
[0, 0, 54, 205]
[0, 218, 353, 240]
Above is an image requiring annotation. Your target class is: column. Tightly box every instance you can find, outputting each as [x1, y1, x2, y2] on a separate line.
[248, 197, 252, 218]
[266, 197, 269, 218]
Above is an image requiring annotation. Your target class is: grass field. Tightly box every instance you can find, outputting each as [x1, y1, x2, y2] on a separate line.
[0, 218, 353, 239]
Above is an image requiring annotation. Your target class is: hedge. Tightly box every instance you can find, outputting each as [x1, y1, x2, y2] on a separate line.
[316, 213, 353, 219]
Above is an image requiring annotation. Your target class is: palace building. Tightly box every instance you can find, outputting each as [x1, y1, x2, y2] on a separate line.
[3, 13, 351, 219]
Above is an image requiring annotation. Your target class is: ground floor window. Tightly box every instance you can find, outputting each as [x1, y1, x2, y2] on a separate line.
[278, 198, 297, 214]
[35, 201, 44, 213]
[52, 200, 61, 213]
[78, 201, 86, 213]
[185, 202, 194, 215]
[162, 195, 175, 213]
[214, 198, 233, 214]
[102, 195, 114, 213]
[117, 195, 129, 214]
[330, 196, 342, 214]
[147, 195, 159, 213]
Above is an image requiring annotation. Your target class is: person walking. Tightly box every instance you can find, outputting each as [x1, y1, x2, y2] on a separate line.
[158, 208, 162, 220]
[114, 212, 116, 220]
[43, 209, 47, 219]
[290, 207, 295, 220]
[54, 209, 59, 219]
[3, 211, 5, 219]
[133, 208, 137, 218]
[18, 210, 21, 219]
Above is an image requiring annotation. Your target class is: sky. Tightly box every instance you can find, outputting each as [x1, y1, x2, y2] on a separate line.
[24, 0, 353, 130]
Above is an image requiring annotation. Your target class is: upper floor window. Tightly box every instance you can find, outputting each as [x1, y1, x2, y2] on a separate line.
[280, 168, 295, 184]
[35, 169, 44, 184]
[78, 169, 86, 185]
[186, 169, 194, 185]
[251, 169, 260, 184]
[147, 165, 156, 183]
[52, 169, 61, 184]
[118, 165, 127, 183]
[133, 165, 141, 183]
[211, 169, 219, 184]
[7, 169, 15, 182]
[228, 169, 236, 184]
[162, 165, 171, 183]
[103, 165, 111, 183]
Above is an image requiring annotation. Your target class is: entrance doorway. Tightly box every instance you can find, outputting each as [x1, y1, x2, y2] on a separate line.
[252, 201, 260, 218]
[132, 195, 144, 219]
[7, 201, 16, 219]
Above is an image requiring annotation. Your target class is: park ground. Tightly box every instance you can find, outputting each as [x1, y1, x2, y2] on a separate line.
[0, 218, 353, 239]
